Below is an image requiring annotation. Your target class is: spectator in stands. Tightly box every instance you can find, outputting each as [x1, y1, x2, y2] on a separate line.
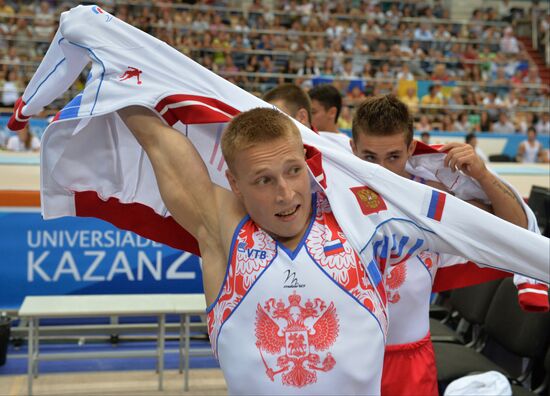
[243, 54, 260, 87]
[361, 16, 382, 39]
[308, 84, 342, 133]
[34, 1, 55, 41]
[482, 91, 500, 121]
[296, 56, 320, 89]
[433, 24, 451, 51]
[465, 132, 489, 162]
[374, 61, 393, 80]
[493, 67, 511, 97]
[445, 43, 462, 76]
[478, 111, 492, 132]
[341, 59, 357, 79]
[447, 87, 464, 107]
[414, 22, 434, 42]
[498, 0, 513, 21]
[361, 62, 374, 81]
[0, 14, 9, 50]
[263, 83, 312, 128]
[516, 112, 536, 134]
[461, 44, 479, 76]
[297, 57, 320, 77]
[431, 63, 450, 82]
[469, 9, 485, 38]
[346, 85, 366, 106]
[420, 85, 443, 112]
[491, 112, 516, 133]
[321, 57, 336, 77]
[201, 55, 218, 73]
[386, 3, 402, 25]
[535, 112, 550, 135]
[6, 124, 40, 152]
[420, 131, 431, 144]
[1, 70, 20, 106]
[258, 56, 278, 91]
[479, 46, 497, 80]
[453, 113, 473, 133]
[2, 46, 21, 74]
[400, 86, 419, 114]
[221, 54, 239, 74]
[415, 115, 432, 132]
[500, 26, 520, 54]
[516, 127, 544, 163]
[9, 17, 35, 58]
[0, 0, 13, 15]
[510, 69, 525, 87]
[337, 105, 353, 130]
[396, 63, 414, 81]
[441, 114, 454, 131]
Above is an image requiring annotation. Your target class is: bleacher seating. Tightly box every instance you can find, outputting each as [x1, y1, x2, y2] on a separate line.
[0, 1, 548, 135]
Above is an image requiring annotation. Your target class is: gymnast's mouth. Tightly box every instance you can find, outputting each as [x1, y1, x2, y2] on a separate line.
[275, 205, 300, 219]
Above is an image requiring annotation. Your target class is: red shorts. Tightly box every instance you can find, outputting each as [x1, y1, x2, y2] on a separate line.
[382, 333, 438, 396]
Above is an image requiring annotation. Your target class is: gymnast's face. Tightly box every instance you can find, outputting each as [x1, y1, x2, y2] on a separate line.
[226, 136, 312, 248]
[351, 131, 416, 177]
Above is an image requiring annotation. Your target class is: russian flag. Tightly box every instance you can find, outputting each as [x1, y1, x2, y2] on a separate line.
[425, 190, 446, 222]
[324, 239, 345, 256]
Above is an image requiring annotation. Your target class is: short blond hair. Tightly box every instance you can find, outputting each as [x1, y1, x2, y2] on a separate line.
[221, 107, 301, 170]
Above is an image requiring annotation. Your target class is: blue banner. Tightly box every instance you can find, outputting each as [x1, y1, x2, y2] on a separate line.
[0, 211, 204, 310]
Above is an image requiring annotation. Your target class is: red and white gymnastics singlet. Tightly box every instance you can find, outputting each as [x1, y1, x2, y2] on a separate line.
[207, 193, 387, 395]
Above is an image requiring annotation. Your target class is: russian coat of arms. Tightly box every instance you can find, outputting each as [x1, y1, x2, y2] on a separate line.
[255, 293, 339, 387]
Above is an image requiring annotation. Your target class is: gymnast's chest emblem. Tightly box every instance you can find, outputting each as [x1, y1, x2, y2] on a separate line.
[255, 293, 339, 387]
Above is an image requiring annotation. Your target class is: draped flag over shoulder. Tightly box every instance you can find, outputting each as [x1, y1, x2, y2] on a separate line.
[407, 142, 548, 311]
[10, 5, 550, 293]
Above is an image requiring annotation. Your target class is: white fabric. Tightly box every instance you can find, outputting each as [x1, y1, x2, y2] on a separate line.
[318, 131, 351, 152]
[444, 371, 512, 396]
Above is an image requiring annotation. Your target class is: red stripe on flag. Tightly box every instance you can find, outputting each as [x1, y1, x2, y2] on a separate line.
[433, 193, 446, 221]
[155, 94, 240, 126]
[432, 262, 511, 292]
[75, 191, 200, 255]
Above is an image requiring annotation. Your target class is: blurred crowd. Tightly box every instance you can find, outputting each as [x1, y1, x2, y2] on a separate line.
[0, 0, 549, 136]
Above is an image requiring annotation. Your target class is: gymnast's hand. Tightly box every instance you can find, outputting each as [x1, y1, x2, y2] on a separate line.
[439, 142, 488, 181]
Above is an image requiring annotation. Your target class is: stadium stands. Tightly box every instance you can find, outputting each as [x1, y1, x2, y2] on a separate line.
[0, 0, 548, 136]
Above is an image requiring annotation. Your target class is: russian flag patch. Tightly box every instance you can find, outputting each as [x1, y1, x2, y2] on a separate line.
[424, 190, 446, 221]
[350, 186, 387, 216]
[324, 239, 345, 256]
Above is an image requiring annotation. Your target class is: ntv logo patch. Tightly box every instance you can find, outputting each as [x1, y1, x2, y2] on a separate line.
[237, 242, 267, 260]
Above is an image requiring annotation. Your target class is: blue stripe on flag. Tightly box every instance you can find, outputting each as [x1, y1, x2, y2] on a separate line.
[367, 260, 382, 286]
[427, 191, 440, 219]
[324, 242, 343, 253]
